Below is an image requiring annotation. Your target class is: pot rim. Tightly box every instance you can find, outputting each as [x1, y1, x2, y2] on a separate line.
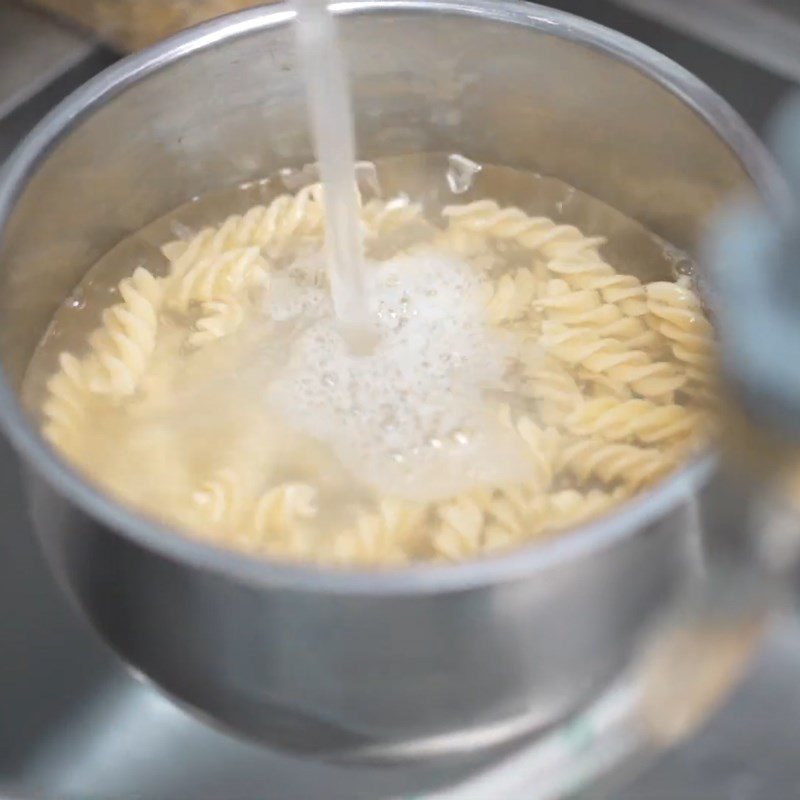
[0, 0, 780, 595]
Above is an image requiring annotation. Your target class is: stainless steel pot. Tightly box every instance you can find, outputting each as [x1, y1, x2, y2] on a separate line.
[0, 0, 781, 765]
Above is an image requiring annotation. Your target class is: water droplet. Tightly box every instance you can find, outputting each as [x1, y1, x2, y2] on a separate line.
[322, 371, 337, 387]
[453, 429, 470, 446]
[392, 452, 405, 464]
[428, 437, 443, 449]
[447, 153, 482, 194]
[69, 296, 85, 309]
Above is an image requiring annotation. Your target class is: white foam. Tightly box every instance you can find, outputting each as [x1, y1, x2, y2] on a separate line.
[266, 249, 530, 501]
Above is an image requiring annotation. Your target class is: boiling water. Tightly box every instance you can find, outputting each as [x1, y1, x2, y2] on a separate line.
[23, 156, 704, 562]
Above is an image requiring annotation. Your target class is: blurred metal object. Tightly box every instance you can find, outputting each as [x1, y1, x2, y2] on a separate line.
[0, 0, 781, 772]
[707, 96, 800, 471]
[0, 1, 94, 119]
[609, 0, 800, 84]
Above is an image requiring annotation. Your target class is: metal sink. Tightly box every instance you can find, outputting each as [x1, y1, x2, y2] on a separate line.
[1, 1, 799, 797]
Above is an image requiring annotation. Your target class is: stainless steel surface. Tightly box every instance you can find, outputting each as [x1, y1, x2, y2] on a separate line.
[706, 96, 800, 445]
[0, 1, 94, 119]
[0, 0, 782, 773]
[609, 0, 800, 85]
[1, 3, 799, 799]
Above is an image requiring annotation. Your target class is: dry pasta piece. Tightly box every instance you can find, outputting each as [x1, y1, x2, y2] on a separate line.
[565, 397, 703, 445]
[558, 437, 676, 490]
[86, 267, 164, 400]
[540, 321, 687, 399]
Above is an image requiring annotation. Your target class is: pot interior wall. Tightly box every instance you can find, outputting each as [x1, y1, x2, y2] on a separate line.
[0, 5, 754, 391]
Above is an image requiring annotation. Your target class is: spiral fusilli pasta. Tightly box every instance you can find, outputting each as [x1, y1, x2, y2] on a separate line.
[547, 256, 648, 317]
[540, 321, 687, 399]
[443, 200, 605, 260]
[514, 415, 561, 493]
[86, 267, 164, 400]
[169, 247, 267, 313]
[252, 482, 318, 535]
[483, 267, 538, 324]
[536, 279, 660, 352]
[188, 300, 245, 347]
[434, 496, 491, 560]
[162, 183, 327, 271]
[558, 437, 678, 489]
[646, 277, 713, 370]
[330, 499, 425, 566]
[519, 352, 583, 425]
[565, 397, 703, 445]
[42, 352, 89, 453]
[362, 196, 424, 240]
[35, 184, 714, 568]
[192, 468, 244, 527]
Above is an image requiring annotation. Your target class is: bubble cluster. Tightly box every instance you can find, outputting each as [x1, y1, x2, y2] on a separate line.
[267, 250, 530, 500]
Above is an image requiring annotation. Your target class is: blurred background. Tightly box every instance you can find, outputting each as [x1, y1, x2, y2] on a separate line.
[2, 1, 800, 798]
